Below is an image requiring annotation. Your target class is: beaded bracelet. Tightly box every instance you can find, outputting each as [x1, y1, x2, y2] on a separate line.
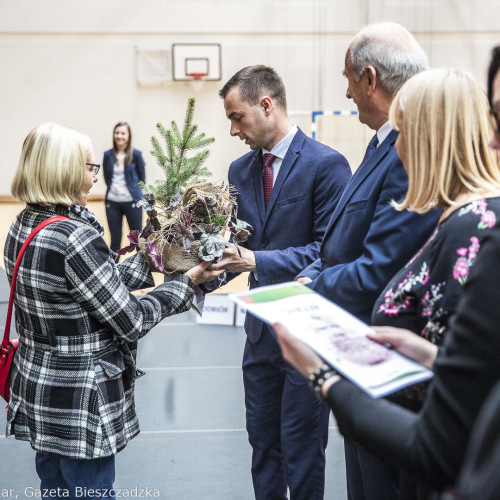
[308, 363, 338, 400]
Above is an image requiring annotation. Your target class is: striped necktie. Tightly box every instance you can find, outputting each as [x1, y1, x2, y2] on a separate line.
[361, 134, 379, 165]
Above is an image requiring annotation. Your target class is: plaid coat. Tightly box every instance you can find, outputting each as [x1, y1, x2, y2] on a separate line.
[3, 204, 194, 458]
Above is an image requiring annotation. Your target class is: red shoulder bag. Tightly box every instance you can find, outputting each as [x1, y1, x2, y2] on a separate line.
[1, 216, 69, 401]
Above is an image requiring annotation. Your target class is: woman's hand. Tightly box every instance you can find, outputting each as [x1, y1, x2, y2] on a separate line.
[368, 326, 438, 370]
[273, 322, 326, 378]
[184, 260, 225, 286]
[273, 322, 340, 397]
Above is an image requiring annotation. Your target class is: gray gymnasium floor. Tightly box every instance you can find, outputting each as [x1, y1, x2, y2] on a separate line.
[0, 267, 347, 500]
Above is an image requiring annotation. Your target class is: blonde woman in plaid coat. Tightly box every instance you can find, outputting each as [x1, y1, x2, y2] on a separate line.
[4, 123, 222, 498]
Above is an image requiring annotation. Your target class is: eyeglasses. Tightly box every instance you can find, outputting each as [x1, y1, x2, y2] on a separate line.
[86, 163, 100, 175]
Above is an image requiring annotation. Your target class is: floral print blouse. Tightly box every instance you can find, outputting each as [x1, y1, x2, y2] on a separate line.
[371, 197, 500, 409]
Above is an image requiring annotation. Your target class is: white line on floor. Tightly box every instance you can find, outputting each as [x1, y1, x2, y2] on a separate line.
[142, 366, 241, 371]
[140, 426, 339, 435]
[0, 426, 340, 438]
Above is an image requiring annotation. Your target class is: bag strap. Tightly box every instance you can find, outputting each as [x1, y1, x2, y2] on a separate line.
[3, 216, 70, 348]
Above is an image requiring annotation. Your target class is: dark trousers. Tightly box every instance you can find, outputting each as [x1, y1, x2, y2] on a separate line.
[35, 452, 116, 499]
[105, 200, 143, 252]
[345, 440, 399, 500]
[243, 326, 330, 500]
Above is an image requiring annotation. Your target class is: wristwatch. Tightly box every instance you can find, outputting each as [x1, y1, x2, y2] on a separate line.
[308, 363, 338, 400]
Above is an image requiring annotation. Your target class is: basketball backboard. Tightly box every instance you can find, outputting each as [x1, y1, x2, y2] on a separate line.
[172, 43, 222, 81]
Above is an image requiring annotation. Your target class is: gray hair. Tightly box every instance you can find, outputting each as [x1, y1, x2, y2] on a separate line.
[347, 22, 429, 95]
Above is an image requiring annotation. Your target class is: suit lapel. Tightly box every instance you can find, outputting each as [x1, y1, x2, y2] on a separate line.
[323, 129, 398, 238]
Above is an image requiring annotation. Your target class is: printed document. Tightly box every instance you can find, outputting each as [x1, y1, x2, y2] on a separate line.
[229, 282, 433, 398]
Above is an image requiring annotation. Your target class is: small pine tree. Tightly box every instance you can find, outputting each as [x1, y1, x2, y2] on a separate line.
[140, 97, 215, 205]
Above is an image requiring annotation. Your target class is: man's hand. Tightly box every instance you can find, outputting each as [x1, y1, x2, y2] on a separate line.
[368, 326, 438, 370]
[210, 242, 257, 273]
[296, 276, 312, 285]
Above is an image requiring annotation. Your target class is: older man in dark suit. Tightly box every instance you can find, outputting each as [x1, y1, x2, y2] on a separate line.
[212, 65, 351, 499]
[298, 22, 441, 500]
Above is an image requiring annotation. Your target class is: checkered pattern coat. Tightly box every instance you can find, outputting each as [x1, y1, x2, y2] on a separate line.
[3, 204, 194, 458]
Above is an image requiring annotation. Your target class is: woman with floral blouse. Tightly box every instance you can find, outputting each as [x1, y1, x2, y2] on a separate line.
[375, 197, 496, 339]
[372, 197, 500, 417]
[273, 68, 500, 499]
[371, 70, 500, 413]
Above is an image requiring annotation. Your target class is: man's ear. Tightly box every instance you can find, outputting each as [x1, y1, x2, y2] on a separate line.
[365, 66, 377, 97]
[260, 96, 273, 115]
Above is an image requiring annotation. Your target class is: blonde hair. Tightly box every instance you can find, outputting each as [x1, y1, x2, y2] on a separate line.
[11, 123, 93, 206]
[390, 68, 500, 213]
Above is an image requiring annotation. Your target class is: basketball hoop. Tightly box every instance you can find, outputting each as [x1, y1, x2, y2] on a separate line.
[172, 44, 221, 82]
[188, 73, 208, 81]
[187, 72, 208, 92]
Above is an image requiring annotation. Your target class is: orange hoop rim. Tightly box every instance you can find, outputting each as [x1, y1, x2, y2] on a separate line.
[188, 73, 208, 81]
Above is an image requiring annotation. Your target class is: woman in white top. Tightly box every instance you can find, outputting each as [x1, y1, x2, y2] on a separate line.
[103, 122, 146, 253]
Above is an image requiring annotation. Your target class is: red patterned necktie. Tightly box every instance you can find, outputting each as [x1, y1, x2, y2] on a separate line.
[262, 153, 276, 208]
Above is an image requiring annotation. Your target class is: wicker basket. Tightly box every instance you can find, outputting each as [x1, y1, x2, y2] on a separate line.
[138, 235, 200, 274]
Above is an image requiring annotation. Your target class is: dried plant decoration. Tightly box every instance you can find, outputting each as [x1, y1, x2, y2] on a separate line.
[118, 98, 252, 273]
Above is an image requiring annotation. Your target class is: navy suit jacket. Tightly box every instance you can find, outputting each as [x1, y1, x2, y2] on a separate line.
[229, 127, 351, 343]
[103, 148, 146, 203]
[302, 129, 440, 324]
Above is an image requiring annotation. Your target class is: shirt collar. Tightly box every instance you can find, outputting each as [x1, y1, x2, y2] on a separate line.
[376, 121, 393, 145]
[262, 124, 298, 159]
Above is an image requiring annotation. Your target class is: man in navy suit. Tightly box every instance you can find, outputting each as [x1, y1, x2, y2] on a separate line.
[297, 23, 441, 500]
[212, 65, 351, 499]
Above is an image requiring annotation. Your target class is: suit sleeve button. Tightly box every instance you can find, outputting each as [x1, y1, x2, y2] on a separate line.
[261, 240, 268, 248]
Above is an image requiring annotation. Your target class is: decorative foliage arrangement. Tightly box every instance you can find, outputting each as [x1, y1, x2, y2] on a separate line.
[118, 98, 252, 273]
